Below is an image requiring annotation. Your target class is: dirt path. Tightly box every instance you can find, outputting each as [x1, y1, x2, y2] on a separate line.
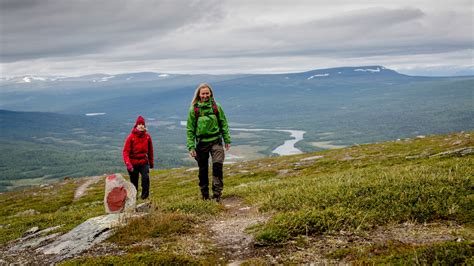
[203, 198, 468, 264]
[207, 196, 269, 264]
[74, 176, 102, 201]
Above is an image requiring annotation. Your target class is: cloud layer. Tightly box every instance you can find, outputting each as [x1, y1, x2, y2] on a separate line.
[1, 0, 473, 76]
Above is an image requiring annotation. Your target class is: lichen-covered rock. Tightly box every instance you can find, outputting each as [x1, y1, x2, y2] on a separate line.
[37, 214, 121, 260]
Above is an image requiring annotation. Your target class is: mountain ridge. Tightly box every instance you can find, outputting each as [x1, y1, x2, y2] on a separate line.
[0, 65, 437, 84]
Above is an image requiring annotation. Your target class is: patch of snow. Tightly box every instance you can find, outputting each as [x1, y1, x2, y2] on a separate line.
[158, 74, 170, 78]
[97, 76, 115, 82]
[50, 76, 67, 81]
[307, 73, 329, 79]
[126, 77, 133, 80]
[85, 113, 106, 116]
[354, 67, 381, 73]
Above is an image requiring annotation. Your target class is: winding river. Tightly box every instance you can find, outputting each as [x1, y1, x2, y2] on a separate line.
[180, 121, 306, 156]
[231, 128, 306, 156]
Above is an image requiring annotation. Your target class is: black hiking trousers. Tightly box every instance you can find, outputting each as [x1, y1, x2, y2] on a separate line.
[195, 138, 225, 199]
[128, 164, 150, 200]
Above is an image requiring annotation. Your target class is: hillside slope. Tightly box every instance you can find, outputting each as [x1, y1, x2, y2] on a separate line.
[0, 131, 472, 264]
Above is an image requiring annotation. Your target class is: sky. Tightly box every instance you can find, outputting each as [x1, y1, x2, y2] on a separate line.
[0, 0, 473, 77]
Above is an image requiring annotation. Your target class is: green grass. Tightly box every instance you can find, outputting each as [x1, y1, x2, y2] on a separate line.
[61, 251, 202, 265]
[328, 241, 473, 264]
[247, 158, 472, 244]
[1, 131, 473, 264]
[108, 210, 196, 245]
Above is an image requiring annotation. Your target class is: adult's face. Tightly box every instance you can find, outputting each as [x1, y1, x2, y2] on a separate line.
[199, 87, 211, 102]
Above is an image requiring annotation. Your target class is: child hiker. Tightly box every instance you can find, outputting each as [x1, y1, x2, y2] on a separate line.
[122, 115, 154, 199]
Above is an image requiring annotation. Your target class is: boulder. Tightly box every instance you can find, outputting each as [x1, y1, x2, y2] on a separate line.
[104, 173, 137, 214]
[37, 214, 122, 259]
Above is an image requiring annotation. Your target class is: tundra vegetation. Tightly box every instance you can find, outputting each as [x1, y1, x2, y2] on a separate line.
[0, 131, 472, 264]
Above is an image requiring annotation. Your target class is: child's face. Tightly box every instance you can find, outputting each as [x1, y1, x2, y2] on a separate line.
[137, 124, 145, 131]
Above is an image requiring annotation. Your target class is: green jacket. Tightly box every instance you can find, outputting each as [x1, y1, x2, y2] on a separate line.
[186, 99, 231, 151]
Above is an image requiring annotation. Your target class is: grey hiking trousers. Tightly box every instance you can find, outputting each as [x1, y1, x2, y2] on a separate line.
[195, 138, 225, 199]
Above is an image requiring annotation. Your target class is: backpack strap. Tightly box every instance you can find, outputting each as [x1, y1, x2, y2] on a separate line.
[212, 100, 223, 134]
[194, 104, 200, 129]
[194, 105, 200, 120]
[211, 101, 219, 116]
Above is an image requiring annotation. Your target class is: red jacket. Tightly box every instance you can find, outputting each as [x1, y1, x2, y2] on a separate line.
[122, 116, 154, 168]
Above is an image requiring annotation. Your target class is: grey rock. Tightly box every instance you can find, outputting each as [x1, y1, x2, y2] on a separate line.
[104, 173, 137, 214]
[23, 226, 40, 237]
[9, 225, 63, 251]
[430, 147, 474, 158]
[300, 155, 324, 161]
[37, 214, 122, 259]
[451, 140, 462, 146]
[278, 169, 290, 175]
[10, 233, 61, 252]
[136, 202, 152, 213]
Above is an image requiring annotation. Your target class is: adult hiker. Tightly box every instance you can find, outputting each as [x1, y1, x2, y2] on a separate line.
[123, 115, 154, 200]
[187, 83, 231, 202]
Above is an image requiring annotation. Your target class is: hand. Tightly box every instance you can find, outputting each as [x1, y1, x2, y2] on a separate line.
[189, 149, 197, 158]
[150, 164, 154, 169]
[126, 163, 133, 172]
[225, 143, 231, 151]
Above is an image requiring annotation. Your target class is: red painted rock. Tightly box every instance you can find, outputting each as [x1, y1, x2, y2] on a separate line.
[104, 173, 137, 213]
[106, 186, 127, 212]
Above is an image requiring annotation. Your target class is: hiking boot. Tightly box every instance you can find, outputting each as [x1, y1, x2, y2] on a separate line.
[212, 195, 221, 203]
[202, 194, 210, 200]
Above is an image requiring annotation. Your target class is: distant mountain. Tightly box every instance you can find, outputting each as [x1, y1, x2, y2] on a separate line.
[0, 65, 410, 86]
[0, 66, 473, 191]
[0, 71, 250, 85]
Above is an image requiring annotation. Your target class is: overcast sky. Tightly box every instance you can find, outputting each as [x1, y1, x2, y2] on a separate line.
[1, 0, 473, 77]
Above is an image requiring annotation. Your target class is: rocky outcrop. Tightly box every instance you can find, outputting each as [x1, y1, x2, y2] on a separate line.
[406, 147, 473, 160]
[37, 214, 122, 260]
[429, 147, 473, 158]
[1, 173, 148, 265]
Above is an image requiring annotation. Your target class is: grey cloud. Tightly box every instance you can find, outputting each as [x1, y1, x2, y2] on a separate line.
[1, 1, 472, 76]
[0, 0, 40, 10]
[0, 0, 223, 62]
[115, 6, 471, 64]
[180, 7, 472, 60]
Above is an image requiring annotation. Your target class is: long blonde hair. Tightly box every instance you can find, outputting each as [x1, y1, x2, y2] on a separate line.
[191, 83, 214, 106]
